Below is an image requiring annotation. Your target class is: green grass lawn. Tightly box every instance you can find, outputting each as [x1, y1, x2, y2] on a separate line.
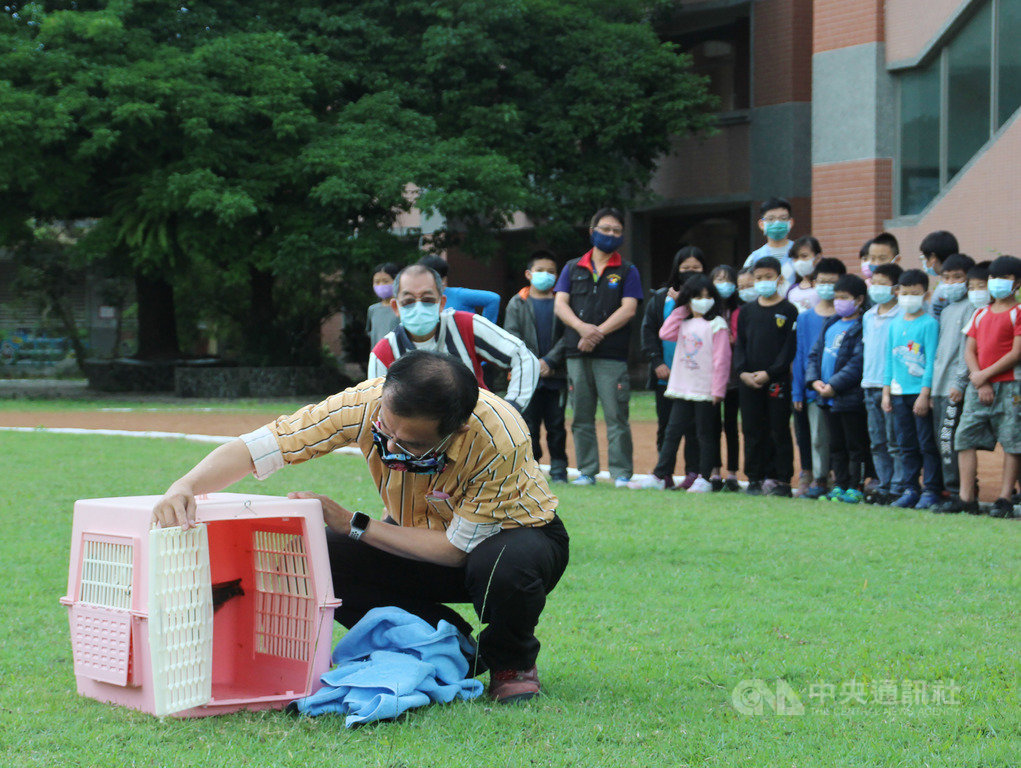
[2, 431, 1018, 767]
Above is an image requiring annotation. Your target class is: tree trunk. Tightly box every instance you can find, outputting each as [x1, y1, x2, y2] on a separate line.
[134, 271, 180, 359]
[50, 295, 89, 374]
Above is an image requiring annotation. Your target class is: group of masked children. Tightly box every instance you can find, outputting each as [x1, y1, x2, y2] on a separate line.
[371, 200, 1021, 519]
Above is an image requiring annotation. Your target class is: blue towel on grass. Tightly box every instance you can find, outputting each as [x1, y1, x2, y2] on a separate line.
[291, 607, 484, 726]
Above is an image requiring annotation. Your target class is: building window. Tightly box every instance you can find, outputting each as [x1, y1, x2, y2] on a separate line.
[897, 0, 1021, 215]
[899, 65, 941, 216]
[665, 18, 751, 113]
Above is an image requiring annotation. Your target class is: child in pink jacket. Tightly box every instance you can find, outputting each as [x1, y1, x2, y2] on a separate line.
[629, 274, 732, 491]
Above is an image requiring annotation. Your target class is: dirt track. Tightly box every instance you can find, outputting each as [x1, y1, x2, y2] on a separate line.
[0, 409, 1008, 500]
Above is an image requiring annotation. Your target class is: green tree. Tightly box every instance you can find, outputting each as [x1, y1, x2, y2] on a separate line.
[0, 1, 713, 364]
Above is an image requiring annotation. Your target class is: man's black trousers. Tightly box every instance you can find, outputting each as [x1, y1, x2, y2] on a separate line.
[326, 517, 569, 674]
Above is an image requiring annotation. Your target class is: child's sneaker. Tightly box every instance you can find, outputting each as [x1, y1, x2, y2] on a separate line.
[709, 476, 724, 492]
[838, 488, 864, 504]
[571, 474, 596, 486]
[626, 475, 666, 490]
[723, 477, 741, 492]
[744, 480, 763, 496]
[989, 497, 1017, 519]
[688, 476, 713, 493]
[804, 482, 829, 500]
[825, 486, 845, 502]
[914, 491, 942, 510]
[677, 472, 699, 490]
[767, 482, 793, 498]
[891, 488, 921, 508]
[760, 479, 779, 495]
[933, 495, 980, 514]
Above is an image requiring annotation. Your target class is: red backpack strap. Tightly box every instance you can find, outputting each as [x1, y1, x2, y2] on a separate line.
[451, 311, 487, 388]
[371, 336, 396, 369]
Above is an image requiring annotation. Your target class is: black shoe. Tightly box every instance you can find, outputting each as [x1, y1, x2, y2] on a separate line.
[549, 473, 568, 484]
[723, 478, 741, 492]
[989, 497, 1017, 519]
[745, 480, 763, 496]
[934, 496, 980, 515]
[710, 478, 724, 492]
[767, 482, 793, 498]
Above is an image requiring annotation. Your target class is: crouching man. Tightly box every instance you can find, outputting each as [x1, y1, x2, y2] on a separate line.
[152, 351, 569, 703]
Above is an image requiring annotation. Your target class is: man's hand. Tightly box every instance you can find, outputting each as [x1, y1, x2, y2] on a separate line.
[152, 488, 197, 530]
[577, 338, 594, 353]
[978, 383, 995, 405]
[578, 323, 604, 347]
[913, 392, 931, 417]
[289, 491, 353, 534]
[539, 359, 551, 377]
[654, 363, 671, 381]
[949, 387, 964, 404]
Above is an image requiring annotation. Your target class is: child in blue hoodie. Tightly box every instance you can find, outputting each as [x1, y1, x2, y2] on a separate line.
[806, 275, 868, 503]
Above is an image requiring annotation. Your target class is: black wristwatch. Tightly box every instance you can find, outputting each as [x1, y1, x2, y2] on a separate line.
[349, 511, 370, 541]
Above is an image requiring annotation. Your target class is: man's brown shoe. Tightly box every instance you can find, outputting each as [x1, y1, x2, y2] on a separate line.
[489, 666, 540, 703]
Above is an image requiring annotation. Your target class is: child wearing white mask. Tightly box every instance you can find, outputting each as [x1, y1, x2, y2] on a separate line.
[786, 236, 823, 314]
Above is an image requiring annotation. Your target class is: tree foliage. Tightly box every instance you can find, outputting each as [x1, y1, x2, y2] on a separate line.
[0, 1, 714, 363]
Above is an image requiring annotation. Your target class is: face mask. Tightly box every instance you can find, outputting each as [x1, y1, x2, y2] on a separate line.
[834, 298, 859, 318]
[968, 289, 991, 309]
[739, 287, 758, 303]
[942, 282, 967, 302]
[861, 261, 873, 279]
[591, 230, 624, 254]
[370, 422, 449, 474]
[690, 297, 715, 316]
[793, 259, 816, 278]
[530, 271, 556, 292]
[816, 283, 835, 301]
[755, 280, 778, 298]
[868, 284, 893, 305]
[714, 281, 736, 299]
[924, 264, 939, 277]
[398, 300, 441, 336]
[988, 277, 1017, 300]
[898, 294, 924, 314]
[374, 283, 394, 300]
[675, 270, 700, 289]
[763, 220, 791, 241]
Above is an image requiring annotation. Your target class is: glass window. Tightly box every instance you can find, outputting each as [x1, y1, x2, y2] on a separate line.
[900, 64, 941, 216]
[998, 0, 1021, 125]
[947, 2, 992, 178]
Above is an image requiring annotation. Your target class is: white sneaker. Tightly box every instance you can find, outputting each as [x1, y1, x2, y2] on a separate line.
[687, 476, 713, 493]
[571, 474, 596, 486]
[626, 476, 666, 490]
[614, 477, 633, 488]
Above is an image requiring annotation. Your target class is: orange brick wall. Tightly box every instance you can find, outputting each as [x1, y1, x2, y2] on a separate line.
[813, 0, 884, 54]
[810, 159, 893, 266]
[753, 0, 813, 106]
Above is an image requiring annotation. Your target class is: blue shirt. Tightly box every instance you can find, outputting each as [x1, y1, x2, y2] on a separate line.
[885, 312, 940, 395]
[743, 241, 795, 287]
[820, 318, 855, 407]
[444, 286, 501, 324]
[792, 307, 830, 403]
[861, 302, 902, 388]
[659, 297, 676, 385]
[529, 297, 555, 358]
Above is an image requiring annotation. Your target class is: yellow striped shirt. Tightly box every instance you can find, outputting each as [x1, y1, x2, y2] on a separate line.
[240, 378, 557, 552]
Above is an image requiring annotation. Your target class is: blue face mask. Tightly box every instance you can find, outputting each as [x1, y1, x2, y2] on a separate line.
[868, 284, 893, 305]
[942, 281, 967, 302]
[530, 271, 556, 292]
[763, 220, 791, 241]
[591, 230, 624, 254]
[755, 280, 778, 298]
[398, 301, 441, 337]
[816, 283, 835, 301]
[715, 281, 736, 299]
[924, 264, 939, 277]
[988, 277, 1016, 300]
[738, 287, 758, 303]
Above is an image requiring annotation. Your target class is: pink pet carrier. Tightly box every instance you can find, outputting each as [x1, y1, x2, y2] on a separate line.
[60, 492, 341, 717]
